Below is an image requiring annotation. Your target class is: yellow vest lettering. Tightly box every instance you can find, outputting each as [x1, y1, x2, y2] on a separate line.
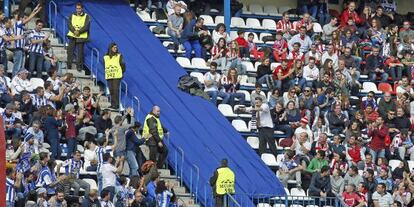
[104, 54, 123, 80]
[216, 167, 235, 195]
[67, 14, 88, 39]
[142, 114, 164, 140]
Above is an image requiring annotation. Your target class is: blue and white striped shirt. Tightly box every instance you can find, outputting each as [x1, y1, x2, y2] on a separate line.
[31, 94, 49, 109]
[37, 166, 56, 195]
[157, 190, 173, 207]
[6, 177, 16, 203]
[13, 20, 26, 49]
[28, 29, 45, 54]
[0, 26, 9, 51]
[63, 158, 83, 179]
[95, 146, 105, 173]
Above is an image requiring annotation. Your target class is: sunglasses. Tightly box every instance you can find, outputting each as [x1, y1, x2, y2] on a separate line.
[304, 90, 311, 92]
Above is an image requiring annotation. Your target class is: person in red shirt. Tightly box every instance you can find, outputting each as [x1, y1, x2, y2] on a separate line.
[65, 103, 83, 156]
[246, 33, 264, 60]
[364, 104, 379, 123]
[235, 30, 249, 58]
[287, 42, 305, 66]
[385, 55, 405, 81]
[295, 13, 313, 33]
[346, 135, 363, 166]
[273, 59, 293, 90]
[272, 31, 288, 63]
[342, 184, 365, 207]
[340, 1, 362, 27]
[368, 116, 389, 162]
[276, 12, 295, 39]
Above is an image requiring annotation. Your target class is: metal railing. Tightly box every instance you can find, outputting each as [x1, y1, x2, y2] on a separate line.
[119, 80, 128, 110]
[90, 48, 100, 85]
[48, 0, 57, 35]
[131, 96, 141, 119]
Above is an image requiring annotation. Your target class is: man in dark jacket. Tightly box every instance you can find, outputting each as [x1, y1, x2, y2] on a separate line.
[366, 46, 388, 82]
[308, 165, 334, 197]
[94, 109, 113, 140]
[143, 106, 169, 168]
[81, 189, 101, 207]
[126, 122, 145, 176]
[67, 3, 90, 71]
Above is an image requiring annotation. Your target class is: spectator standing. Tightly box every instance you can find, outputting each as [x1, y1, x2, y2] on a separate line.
[342, 184, 365, 207]
[67, 3, 90, 71]
[142, 105, 169, 168]
[209, 159, 235, 207]
[6, 167, 23, 207]
[28, 20, 48, 78]
[101, 153, 125, 202]
[126, 122, 145, 176]
[253, 97, 277, 156]
[104, 42, 125, 109]
[256, 57, 273, 89]
[81, 189, 101, 207]
[368, 116, 389, 162]
[112, 107, 135, 158]
[341, 1, 361, 27]
[48, 189, 67, 207]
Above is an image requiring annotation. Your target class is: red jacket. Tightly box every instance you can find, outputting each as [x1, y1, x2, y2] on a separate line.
[235, 37, 248, 48]
[347, 144, 362, 163]
[340, 9, 362, 27]
[368, 125, 389, 150]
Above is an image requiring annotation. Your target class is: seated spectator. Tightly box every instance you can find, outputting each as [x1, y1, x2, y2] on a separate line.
[340, 1, 361, 27]
[235, 30, 249, 58]
[307, 147, 329, 172]
[226, 41, 246, 75]
[46, 69, 63, 92]
[396, 76, 414, 98]
[268, 89, 283, 109]
[331, 168, 345, 195]
[166, 0, 186, 15]
[273, 59, 294, 90]
[43, 39, 59, 72]
[299, 86, 318, 121]
[212, 23, 230, 44]
[312, 115, 329, 140]
[394, 107, 411, 133]
[327, 104, 349, 135]
[308, 165, 335, 197]
[344, 166, 364, 187]
[289, 59, 306, 89]
[296, 13, 314, 33]
[399, 20, 414, 41]
[340, 46, 361, 71]
[346, 135, 365, 167]
[195, 17, 212, 58]
[378, 92, 396, 118]
[278, 149, 304, 188]
[386, 55, 405, 81]
[342, 183, 365, 207]
[321, 44, 339, 70]
[392, 182, 412, 206]
[400, 51, 413, 81]
[345, 121, 362, 143]
[48, 190, 67, 207]
[290, 132, 311, 159]
[220, 68, 245, 106]
[372, 183, 394, 206]
[330, 135, 346, 156]
[204, 62, 230, 105]
[180, 12, 202, 59]
[305, 43, 322, 65]
[247, 32, 264, 60]
[303, 57, 319, 88]
[272, 31, 288, 63]
[288, 26, 312, 54]
[256, 57, 273, 89]
[364, 104, 380, 123]
[271, 102, 293, 139]
[376, 167, 393, 191]
[100, 189, 115, 207]
[286, 101, 302, 127]
[58, 150, 91, 197]
[11, 69, 33, 95]
[167, 5, 183, 50]
[210, 38, 227, 72]
[323, 16, 339, 43]
[0, 65, 12, 106]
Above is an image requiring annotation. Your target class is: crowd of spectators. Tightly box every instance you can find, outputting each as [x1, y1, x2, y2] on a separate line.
[152, 0, 414, 206]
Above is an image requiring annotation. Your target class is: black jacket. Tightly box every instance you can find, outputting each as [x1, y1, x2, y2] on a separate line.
[68, 12, 91, 42]
[146, 113, 168, 145]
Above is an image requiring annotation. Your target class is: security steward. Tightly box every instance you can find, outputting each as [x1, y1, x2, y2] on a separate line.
[104, 42, 125, 110]
[143, 105, 169, 169]
[210, 159, 235, 207]
[67, 3, 90, 72]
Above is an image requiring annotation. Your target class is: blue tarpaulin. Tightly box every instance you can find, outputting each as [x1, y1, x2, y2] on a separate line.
[50, 0, 286, 205]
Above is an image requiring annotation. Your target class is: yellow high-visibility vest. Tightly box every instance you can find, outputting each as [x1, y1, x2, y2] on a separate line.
[215, 167, 235, 195]
[104, 54, 123, 80]
[67, 13, 88, 39]
[142, 114, 164, 140]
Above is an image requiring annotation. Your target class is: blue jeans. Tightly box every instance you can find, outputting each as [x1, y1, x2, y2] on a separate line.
[230, 93, 245, 106]
[369, 72, 389, 82]
[66, 138, 77, 157]
[369, 148, 385, 163]
[97, 172, 103, 195]
[114, 150, 126, 158]
[353, 56, 362, 69]
[12, 49, 24, 76]
[302, 5, 318, 18]
[318, 13, 330, 26]
[49, 136, 60, 160]
[207, 90, 230, 105]
[389, 66, 403, 81]
[183, 40, 202, 59]
[44, 59, 52, 72]
[29, 52, 44, 78]
[167, 31, 180, 47]
[289, 78, 306, 89]
[6, 201, 14, 207]
[274, 124, 293, 138]
[126, 150, 139, 176]
[1, 50, 7, 72]
[227, 58, 246, 75]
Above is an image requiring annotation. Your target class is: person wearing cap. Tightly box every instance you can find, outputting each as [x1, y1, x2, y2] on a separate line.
[126, 121, 145, 177]
[0, 64, 12, 106]
[293, 116, 313, 142]
[210, 159, 235, 207]
[11, 69, 33, 95]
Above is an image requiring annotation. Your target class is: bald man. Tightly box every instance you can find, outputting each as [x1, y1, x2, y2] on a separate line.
[142, 106, 169, 168]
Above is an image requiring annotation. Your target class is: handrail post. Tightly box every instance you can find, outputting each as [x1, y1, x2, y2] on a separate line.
[119, 80, 128, 111]
[177, 147, 184, 186]
[48, 1, 57, 35]
[190, 167, 193, 196]
[90, 48, 100, 85]
[192, 164, 200, 203]
[132, 96, 140, 120]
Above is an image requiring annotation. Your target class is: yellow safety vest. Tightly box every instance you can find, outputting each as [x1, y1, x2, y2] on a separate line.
[215, 167, 235, 195]
[67, 13, 88, 39]
[142, 114, 164, 140]
[104, 54, 123, 80]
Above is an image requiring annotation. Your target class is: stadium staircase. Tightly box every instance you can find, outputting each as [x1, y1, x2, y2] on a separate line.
[47, 0, 287, 206]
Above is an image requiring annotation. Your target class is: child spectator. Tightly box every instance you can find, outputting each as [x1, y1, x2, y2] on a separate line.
[272, 31, 288, 62]
[234, 30, 249, 58]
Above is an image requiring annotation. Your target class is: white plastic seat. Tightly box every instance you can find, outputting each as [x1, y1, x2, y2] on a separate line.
[408, 161, 414, 171]
[260, 32, 273, 43]
[278, 6, 292, 14]
[290, 188, 306, 197]
[200, 15, 215, 27]
[137, 11, 155, 22]
[76, 144, 84, 153]
[231, 119, 250, 132]
[218, 104, 237, 118]
[262, 19, 276, 30]
[361, 82, 379, 93]
[242, 4, 251, 14]
[249, 4, 265, 15]
[231, 17, 246, 28]
[247, 136, 259, 149]
[276, 154, 284, 166]
[246, 18, 263, 29]
[191, 58, 209, 70]
[176, 57, 192, 68]
[215, 16, 224, 25]
[42, 142, 50, 149]
[261, 153, 278, 166]
[162, 41, 173, 47]
[263, 5, 279, 16]
[242, 61, 256, 73]
[30, 78, 44, 89]
[189, 72, 204, 83]
[389, 159, 402, 171]
[257, 204, 271, 207]
[313, 22, 323, 33]
[230, 31, 238, 40]
[83, 178, 98, 190]
[236, 90, 251, 102]
[289, 205, 303, 207]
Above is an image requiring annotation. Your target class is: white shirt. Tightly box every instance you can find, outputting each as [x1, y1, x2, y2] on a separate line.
[372, 191, 393, 207]
[100, 200, 115, 207]
[166, 0, 187, 15]
[293, 140, 311, 156]
[212, 30, 231, 44]
[396, 85, 414, 95]
[204, 72, 221, 92]
[11, 76, 32, 94]
[83, 149, 96, 169]
[322, 52, 338, 69]
[294, 126, 313, 142]
[303, 65, 319, 81]
[101, 163, 117, 189]
[257, 103, 273, 128]
[46, 77, 62, 91]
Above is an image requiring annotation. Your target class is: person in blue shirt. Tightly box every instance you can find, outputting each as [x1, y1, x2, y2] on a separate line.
[126, 122, 145, 177]
[146, 174, 160, 206]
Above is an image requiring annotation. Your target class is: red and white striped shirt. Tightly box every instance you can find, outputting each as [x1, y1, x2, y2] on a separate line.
[276, 20, 293, 33]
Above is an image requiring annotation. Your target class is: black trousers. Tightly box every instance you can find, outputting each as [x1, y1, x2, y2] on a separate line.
[67, 38, 85, 70]
[149, 143, 168, 169]
[258, 127, 277, 155]
[107, 78, 121, 108]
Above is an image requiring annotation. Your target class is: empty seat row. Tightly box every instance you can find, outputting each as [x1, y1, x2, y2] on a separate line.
[243, 4, 291, 16]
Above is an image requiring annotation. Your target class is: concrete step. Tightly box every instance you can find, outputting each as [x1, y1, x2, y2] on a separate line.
[158, 168, 171, 177]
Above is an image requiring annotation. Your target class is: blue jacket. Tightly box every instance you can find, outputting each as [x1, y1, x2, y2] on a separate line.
[126, 129, 145, 151]
[179, 19, 197, 44]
